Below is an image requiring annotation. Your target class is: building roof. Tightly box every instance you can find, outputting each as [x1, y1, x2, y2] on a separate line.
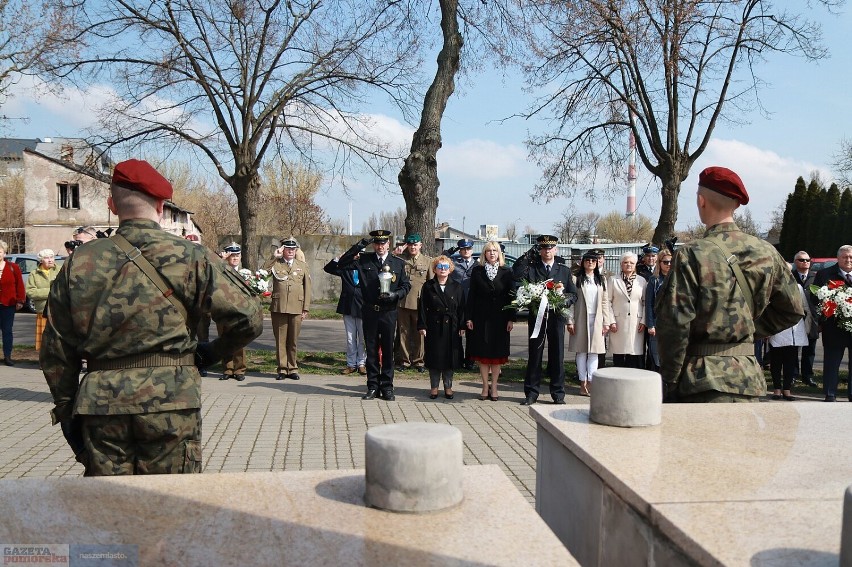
[0, 138, 41, 160]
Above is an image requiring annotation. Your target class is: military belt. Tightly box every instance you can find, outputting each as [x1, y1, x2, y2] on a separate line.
[686, 343, 754, 357]
[370, 303, 396, 312]
[87, 352, 196, 370]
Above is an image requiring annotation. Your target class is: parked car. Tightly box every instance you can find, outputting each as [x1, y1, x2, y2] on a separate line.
[5, 254, 66, 313]
[809, 257, 837, 277]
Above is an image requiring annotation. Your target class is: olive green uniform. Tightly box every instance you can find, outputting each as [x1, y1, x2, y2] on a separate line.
[395, 251, 432, 369]
[655, 222, 803, 400]
[41, 219, 264, 474]
[264, 256, 312, 375]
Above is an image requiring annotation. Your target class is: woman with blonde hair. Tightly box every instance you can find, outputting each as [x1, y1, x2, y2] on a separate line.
[0, 240, 26, 365]
[26, 249, 60, 350]
[465, 241, 515, 400]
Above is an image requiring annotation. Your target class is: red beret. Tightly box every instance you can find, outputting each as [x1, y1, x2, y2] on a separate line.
[698, 166, 749, 205]
[112, 159, 173, 200]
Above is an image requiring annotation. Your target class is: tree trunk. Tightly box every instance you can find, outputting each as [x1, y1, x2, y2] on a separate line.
[230, 167, 263, 271]
[398, 0, 462, 257]
[652, 174, 682, 246]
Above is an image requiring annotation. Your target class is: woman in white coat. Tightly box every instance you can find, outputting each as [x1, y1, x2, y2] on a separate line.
[768, 284, 812, 401]
[568, 251, 614, 396]
[607, 251, 646, 368]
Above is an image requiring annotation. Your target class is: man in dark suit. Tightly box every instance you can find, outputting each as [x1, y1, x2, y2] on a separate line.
[792, 250, 818, 387]
[812, 245, 852, 401]
[337, 230, 411, 401]
[516, 235, 578, 405]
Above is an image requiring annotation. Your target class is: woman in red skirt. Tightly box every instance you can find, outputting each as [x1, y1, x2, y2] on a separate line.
[465, 241, 515, 401]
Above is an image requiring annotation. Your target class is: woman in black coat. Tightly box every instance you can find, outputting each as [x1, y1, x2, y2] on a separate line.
[465, 241, 515, 401]
[418, 255, 466, 400]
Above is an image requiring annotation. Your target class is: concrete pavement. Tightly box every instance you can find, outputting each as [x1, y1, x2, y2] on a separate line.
[0, 362, 552, 504]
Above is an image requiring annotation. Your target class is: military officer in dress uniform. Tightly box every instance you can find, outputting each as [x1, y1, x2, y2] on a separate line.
[395, 233, 433, 373]
[40, 159, 263, 475]
[337, 230, 411, 400]
[516, 235, 578, 405]
[219, 242, 248, 381]
[444, 238, 477, 369]
[264, 237, 312, 381]
[637, 244, 658, 281]
[656, 166, 803, 402]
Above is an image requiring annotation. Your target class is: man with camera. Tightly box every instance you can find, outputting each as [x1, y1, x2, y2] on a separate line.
[337, 230, 411, 400]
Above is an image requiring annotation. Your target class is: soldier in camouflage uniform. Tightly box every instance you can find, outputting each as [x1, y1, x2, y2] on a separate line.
[656, 167, 803, 402]
[41, 159, 264, 475]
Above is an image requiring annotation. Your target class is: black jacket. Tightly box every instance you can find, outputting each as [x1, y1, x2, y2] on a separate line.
[323, 258, 364, 318]
[418, 279, 465, 370]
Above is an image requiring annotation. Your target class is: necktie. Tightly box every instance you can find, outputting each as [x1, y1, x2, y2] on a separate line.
[846, 273, 852, 286]
[545, 264, 551, 275]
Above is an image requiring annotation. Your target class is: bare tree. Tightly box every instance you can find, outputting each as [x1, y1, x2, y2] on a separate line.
[517, 0, 835, 245]
[327, 218, 348, 236]
[0, 0, 81, 111]
[553, 211, 601, 244]
[398, 0, 463, 256]
[260, 161, 329, 237]
[361, 207, 407, 241]
[596, 212, 654, 244]
[733, 209, 761, 237]
[163, 162, 241, 253]
[677, 222, 707, 244]
[0, 170, 25, 251]
[53, 0, 421, 268]
[833, 138, 852, 187]
[504, 222, 518, 242]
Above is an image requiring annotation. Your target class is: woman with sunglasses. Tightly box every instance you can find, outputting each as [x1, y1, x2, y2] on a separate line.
[418, 256, 466, 399]
[465, 241, 515, 401]
[567, 251, 614, 396]
[645, 249, 673, 373]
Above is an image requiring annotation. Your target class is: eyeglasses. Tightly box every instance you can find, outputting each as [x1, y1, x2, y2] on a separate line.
[796, 258, 811, 263]
[661, 260, 672, 265]
[436, 263, 450, 270]
[583, 258, 596, 262]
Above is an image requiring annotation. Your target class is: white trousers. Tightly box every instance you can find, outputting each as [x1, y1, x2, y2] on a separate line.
[576, 352, 599, 382]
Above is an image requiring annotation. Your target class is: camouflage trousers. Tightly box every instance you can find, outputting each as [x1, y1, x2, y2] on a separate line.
[79, 409, 202, 476]
[678, 390, 759, 403]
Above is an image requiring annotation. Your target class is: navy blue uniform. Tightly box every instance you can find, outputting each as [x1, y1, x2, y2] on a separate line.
[338, 246, 411, 395]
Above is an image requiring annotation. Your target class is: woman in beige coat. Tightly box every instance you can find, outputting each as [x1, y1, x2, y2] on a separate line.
[607, 251, 646, 368]
[567, 251, 614, 396]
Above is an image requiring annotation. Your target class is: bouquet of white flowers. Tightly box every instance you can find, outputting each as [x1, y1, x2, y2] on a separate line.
[810, 280, 852, 332]
[238, 268, 271, 296]
[506, 279, 570, 318]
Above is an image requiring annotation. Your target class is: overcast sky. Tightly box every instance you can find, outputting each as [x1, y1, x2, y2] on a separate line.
[2, 2, 849, 239]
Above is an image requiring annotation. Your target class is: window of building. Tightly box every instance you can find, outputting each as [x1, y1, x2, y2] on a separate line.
[58, 183, 80, 209]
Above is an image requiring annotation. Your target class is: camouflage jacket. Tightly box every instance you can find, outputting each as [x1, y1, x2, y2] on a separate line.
[655, 222, 803, 397]
[41, 219, 264, 421]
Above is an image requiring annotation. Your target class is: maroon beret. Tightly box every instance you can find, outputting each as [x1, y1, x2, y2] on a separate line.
[698, 166, 749, 205]
[112, 159, 173, 200]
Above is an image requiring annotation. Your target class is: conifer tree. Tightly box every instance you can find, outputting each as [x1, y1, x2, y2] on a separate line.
[778, 177, 807, 258]
[820, 183, 842, 256]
